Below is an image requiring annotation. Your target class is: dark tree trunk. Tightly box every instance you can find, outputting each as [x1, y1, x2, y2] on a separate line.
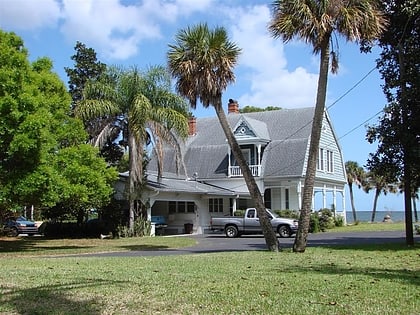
[399, 44, 414, 246]
[349, 184, 358, 222]
[293, 39, 330, 253]
[213, 98, 280, 252]
[370, 188, 380, 222]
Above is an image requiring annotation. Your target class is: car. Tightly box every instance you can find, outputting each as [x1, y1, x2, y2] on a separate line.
[3, 216, 38, 236]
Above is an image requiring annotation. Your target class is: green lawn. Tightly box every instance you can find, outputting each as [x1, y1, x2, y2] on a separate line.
[0, 225, 419, 315]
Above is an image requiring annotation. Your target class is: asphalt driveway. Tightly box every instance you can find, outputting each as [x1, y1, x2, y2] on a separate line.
[83, 230, 419, 257]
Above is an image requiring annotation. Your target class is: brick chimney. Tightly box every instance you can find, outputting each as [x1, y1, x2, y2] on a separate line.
[228, 99, 239, 114]
[188, 116, 197, 136]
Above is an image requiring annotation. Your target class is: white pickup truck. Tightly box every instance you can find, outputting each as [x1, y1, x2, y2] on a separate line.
[210, 208, 298, 238]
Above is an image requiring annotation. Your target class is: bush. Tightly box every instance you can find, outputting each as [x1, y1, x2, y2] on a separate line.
[309, 213, 320, 233]
[233, 209, 245, 217]
[116, 216, 151, 238]
[318, 208, 335, 231]
[334, 215, 345, 227]
[274, 209, 299, 219]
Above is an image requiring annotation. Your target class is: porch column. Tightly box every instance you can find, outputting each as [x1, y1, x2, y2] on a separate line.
[323, 184, 327, 209]
[297, 181, 302, 210]
[232, 197, 237, 215]
[228, 148, 231, 177]
[333, 186, 337, 211]
[342, 188, 347, 224]
[312, 193, 315, 211]
[257, 144, 261, 176]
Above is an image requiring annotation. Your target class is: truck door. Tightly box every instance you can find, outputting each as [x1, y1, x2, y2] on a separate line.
[244, 209, 261, 232]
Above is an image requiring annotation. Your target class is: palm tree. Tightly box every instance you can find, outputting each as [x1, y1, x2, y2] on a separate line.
[167, 23, 280, 251]
[364, 170, 397, 222]
[269, 0, 387, 252]
[345, 161, 366, 223]
[75, 65, 189, 231]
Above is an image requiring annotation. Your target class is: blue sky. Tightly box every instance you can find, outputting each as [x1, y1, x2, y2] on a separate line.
[1, 0, 414, 214]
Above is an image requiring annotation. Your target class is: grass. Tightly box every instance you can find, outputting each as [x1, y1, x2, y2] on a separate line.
[0, 224, 419, 315]
[330, 222, 407, 232]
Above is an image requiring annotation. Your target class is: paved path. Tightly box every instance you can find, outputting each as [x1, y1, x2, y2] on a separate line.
[82, 230, 419, 257]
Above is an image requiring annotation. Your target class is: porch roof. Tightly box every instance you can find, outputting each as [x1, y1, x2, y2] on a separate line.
[120, 172, 236, 196]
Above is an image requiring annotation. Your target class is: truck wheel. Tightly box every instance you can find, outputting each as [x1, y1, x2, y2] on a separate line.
[225, 225, 238, 238]
[9, 227, 19, 237]
[278, 225, 292, 238]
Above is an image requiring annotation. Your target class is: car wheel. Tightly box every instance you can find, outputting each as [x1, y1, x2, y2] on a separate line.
[9, 227, 19, 237]
[225, 225, 238, 238]
[278, 225, 291, 238]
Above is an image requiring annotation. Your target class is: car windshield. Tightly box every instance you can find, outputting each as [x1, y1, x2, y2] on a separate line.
[266, 209, 279, 219]
[16, 216, 28, 221]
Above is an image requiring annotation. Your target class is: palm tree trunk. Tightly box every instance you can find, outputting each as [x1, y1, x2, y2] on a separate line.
[413, 197, 418, 222]
[349, 184, 358, 222]
[213, 98, 279, 252]
[293, 39, 330, 253]
[371, 188, 380, 222]
[128, 133, 136, 232]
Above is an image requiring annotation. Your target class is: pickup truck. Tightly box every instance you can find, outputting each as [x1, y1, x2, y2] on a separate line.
[210, 208, 298, 238]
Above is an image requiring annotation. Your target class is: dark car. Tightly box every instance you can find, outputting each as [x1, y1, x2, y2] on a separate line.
[3, 216, 38, 236]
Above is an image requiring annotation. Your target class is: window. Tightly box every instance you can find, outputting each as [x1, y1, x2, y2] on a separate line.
[285, 188, 290, 209]
[317, 148, 325, 171]
[209, 198, 223, 212]
[169, 201, 195, 213]
[326, 150, 334, 173]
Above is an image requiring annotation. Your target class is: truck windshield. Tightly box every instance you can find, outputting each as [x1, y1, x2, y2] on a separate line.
[266, 209, 279, 219]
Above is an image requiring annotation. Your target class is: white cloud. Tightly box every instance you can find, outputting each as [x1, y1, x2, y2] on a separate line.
[226, 5, 318, 108]
[0, 0, 62, 30]
[0, 0, 215, 60]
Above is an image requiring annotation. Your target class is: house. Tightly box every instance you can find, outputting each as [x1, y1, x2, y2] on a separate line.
[115, 100, 347, 234]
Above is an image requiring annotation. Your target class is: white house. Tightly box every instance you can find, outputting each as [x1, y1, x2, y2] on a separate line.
[115, 100, 347, 234]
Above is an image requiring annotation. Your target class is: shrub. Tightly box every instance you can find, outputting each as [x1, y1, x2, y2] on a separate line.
[318, 208, 335, 231]
[274, 209, 299, 219]
[233, 209, 245, 217]
[116, 216, 151, 238]
[309, 213, 320, 233]
[334, 215, 345, 227]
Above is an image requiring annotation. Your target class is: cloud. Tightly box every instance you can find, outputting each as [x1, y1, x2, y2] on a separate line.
[0, 0, 215, 60]
[0, 0, 62, 30]
[58, 0, 216, 60]
[226, 5, 318, 108]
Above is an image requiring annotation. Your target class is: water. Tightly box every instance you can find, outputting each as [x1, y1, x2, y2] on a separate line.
[345, 210, 414, 224]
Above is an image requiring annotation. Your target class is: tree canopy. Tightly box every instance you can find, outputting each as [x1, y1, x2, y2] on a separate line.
[0, 30, 117, 219]
[365, 0, 419, 244]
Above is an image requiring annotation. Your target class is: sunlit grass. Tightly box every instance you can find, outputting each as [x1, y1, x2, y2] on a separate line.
[0, 244, 418, 315]
[331, 222, 407, 232]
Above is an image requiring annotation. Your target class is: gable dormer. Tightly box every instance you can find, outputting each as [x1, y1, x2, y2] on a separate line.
[229, 116, 271, 177]
[233, 116, 270, 145]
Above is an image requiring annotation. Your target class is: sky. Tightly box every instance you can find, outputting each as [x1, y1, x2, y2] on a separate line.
[1, 0, 415, 214]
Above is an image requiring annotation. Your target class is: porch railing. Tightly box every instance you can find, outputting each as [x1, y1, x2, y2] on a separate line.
[229, 165, 261, 177]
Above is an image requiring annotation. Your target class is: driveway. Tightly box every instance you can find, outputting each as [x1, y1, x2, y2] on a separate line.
[83, 230, 419, 257]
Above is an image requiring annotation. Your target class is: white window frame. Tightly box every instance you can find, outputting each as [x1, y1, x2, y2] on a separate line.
[317, 148, 325, 171]
[326, 150, 334, 173]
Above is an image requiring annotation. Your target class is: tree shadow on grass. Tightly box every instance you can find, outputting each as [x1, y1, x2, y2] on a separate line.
[276, 259, 420, 287]
[0, 237, 91, 254]
[118, 244, 170, 251]
[1, 278, 124, 315]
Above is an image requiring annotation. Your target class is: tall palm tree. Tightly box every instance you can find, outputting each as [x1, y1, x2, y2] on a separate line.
[364, 170, 397, 222]
[76, 65, 189, 231]
[269, 0, 387, 252]
[167, 23, 280, 251]
[345, 161, 366, 223]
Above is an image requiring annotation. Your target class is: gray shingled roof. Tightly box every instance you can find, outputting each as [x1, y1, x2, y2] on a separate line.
[120, 172, 236, 196]
[148, 107, 314, 180]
